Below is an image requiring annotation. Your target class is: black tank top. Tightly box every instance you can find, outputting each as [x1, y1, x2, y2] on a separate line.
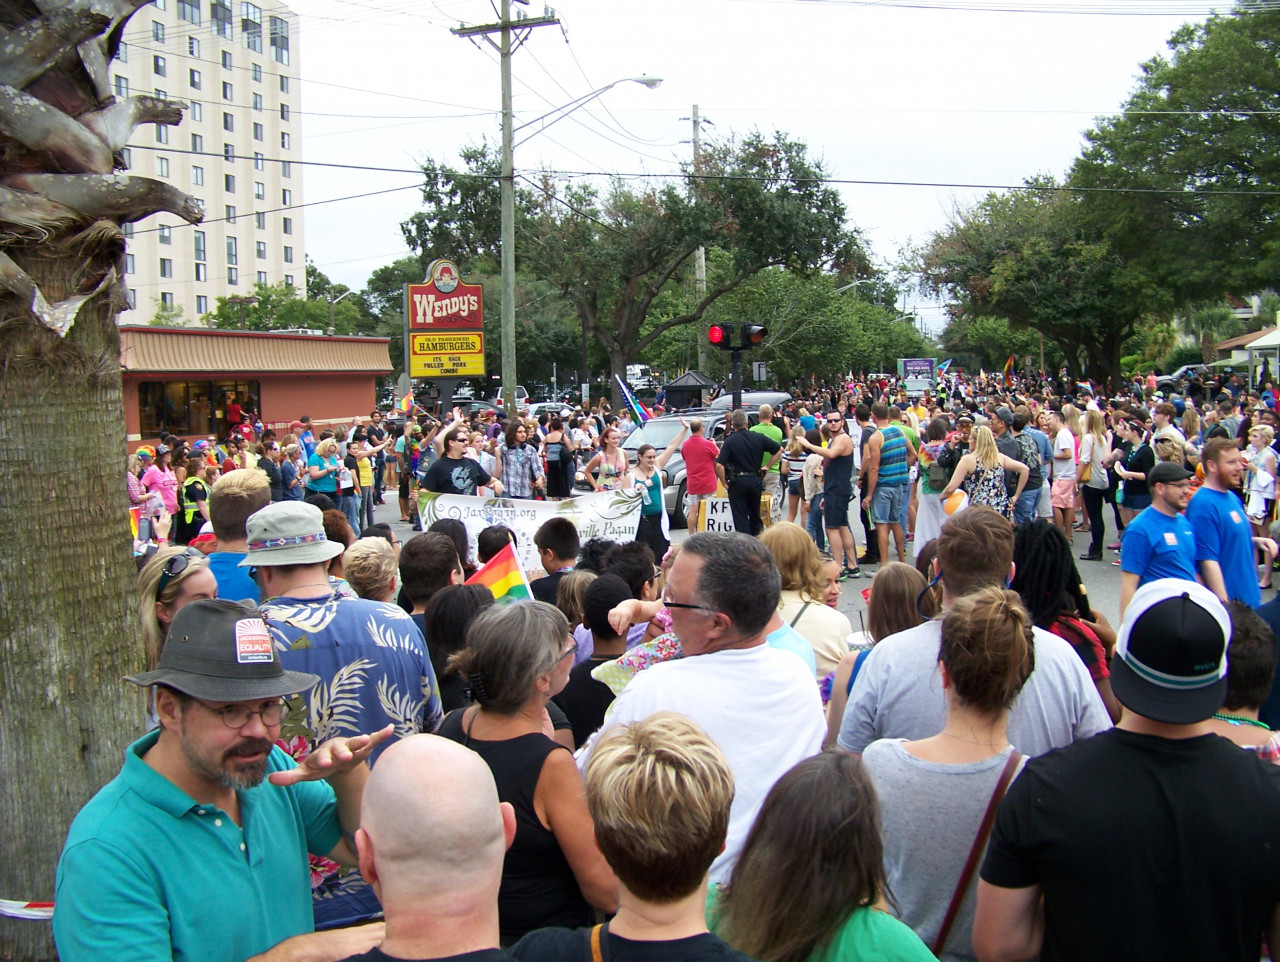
[437, 709, 591, 940]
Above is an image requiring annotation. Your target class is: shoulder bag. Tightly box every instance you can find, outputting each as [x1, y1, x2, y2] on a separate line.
[931, 750, 1024, 957]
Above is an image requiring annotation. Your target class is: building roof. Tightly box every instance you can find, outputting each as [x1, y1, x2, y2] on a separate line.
[119, 326, 392, 376]
[1216, 327, 1276, 352]
[664, 370, 717, 388]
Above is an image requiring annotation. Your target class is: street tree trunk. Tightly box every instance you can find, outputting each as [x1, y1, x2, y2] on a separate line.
[0, 2, 202, 956]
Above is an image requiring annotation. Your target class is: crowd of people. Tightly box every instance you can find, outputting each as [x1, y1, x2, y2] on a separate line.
[58, 366, 1280, 962]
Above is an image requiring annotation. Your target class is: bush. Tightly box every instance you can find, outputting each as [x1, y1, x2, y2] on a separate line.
[1160, 344, 1204, 373]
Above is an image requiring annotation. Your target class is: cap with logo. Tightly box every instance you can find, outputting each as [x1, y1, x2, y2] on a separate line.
[125, 598, 318, 701]
[1110, 579, 1230, 725]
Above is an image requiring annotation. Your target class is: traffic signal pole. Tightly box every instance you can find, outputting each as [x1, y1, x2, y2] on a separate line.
[708, 323, 766, 410]
[731, 348, 743, 412]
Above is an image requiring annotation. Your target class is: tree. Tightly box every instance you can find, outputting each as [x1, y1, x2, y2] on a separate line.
[149, 296, 186, 327]
[1180, 301, 1241, 365]
[0, 3, 203, 957]
[207, 281, 367, 334]
[938, 314, 1051, 374]
[401, 135, 869, 404]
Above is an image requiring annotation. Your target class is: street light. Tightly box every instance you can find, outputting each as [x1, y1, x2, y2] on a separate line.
[499, 75, 662, 410]
[328, 289, 355, 336]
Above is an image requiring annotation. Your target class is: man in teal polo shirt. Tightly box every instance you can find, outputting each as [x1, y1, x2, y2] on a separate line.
[53, 600, 390, 962]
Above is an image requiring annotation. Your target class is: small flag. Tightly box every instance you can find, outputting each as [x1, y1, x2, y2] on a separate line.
[0, 899, 54, 921]
[129, 505, 144, 539]
[1076, 381, 1092, 395]
[615, 374, 652, 425]
[937, 359, 952, 375]
[398, 392, 415, 414]
[1003, 355, 1015, 388]
[465, 541, 532, 604]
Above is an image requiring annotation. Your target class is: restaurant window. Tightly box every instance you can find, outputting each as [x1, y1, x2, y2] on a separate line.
[138, 378, 259, 437]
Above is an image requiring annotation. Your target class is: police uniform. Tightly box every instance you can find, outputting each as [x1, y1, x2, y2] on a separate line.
[717, 428, 781, 535]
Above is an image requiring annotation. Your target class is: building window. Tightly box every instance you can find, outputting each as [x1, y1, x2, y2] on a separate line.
[225, 205, 236, 223]
[284, 274, 293, 287]
[253, 151, 264, 170]
[179, 0, 199, 23]
[226, 236, 238, 264]
[279, 75, 289, 93]
[269, 16, 289, 65]
[190, 101, 202, 122]
[124, 253, 135, 274]
[189, 68, 201, 89]
[152, 21, 165, 42]
[120, 147, 132, 168]
[254, 181, 264, 200]
[194, 230, 206, 261]
[122, 222, 134, 238]
[222, 112, 233, 132]
[154, 124, 168, 144]
[159, 225, 172, 245]
[252, 122, 263, 142]
[222, 50, 232, 69]
[138, 379, 261, 436]
[161, 292, 175, 308]
[282, 216, 292, 234]
[190, 133, 203, 153]
[196, 263, 208, 281]
[224, 173, 235, 192]
[114, 75, 129, 98]
[279, 103, 289, 122]
[156, 156, 170, 177]
[256, 240, 266, 258]
[223, 142, 234, 161]
[222, 81, 233, 101]
[153, 55, 166, 76]
[154, 87, 166, 99]
[241, 2, 262, 52]
[281, 188, 291, 206]
[212, 0, 232, 38]
[280, 131, 290, 150]
[254, 211, 266, 229]
[115, 42, 128, 62]
[281, 160, 291, 178]
[251, 63, 262, 82]
[154, 0, 165, 10]
[227, 267, 238, 285]
[255, 270, 266, 284]
[126, 288, 137, 310]
[283, 246, 293, 263]
[188, 35, 200, 56]
[196, 295, 208, 313]
[192, 165, 204, 185]
[252, 92, 262, 111]
[159, 258, 174, 278]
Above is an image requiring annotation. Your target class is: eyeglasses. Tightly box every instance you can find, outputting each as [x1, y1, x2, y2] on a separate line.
[662, 588, 717, 613]
[156, 547, 205, 598]
[192, 698, 288, 729]
[826, 418, 843, 425]
[559, 641, 579, 662]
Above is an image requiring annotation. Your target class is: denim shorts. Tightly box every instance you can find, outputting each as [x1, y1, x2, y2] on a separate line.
[872, 482, 909, 525]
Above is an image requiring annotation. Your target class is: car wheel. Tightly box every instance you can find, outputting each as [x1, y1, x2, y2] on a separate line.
[671, 479, 687, 529]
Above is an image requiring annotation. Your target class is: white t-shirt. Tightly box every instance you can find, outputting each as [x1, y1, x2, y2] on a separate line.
[837, 620, 1111, 757]
[577, 643, 825, 884]
[1053, 427, 1076, 482]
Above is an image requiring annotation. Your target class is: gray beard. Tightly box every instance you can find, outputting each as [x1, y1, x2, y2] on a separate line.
[182, 739, 272, 791]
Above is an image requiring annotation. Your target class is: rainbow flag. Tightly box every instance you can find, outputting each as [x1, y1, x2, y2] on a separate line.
[1076, 381, 1092, 395]
[1003, 355, 1015, 387]
[398, 391, 415, 414]
[465, 541, 532, 604]
[937, 359, 952, 375]
[615, 374, 652, 425]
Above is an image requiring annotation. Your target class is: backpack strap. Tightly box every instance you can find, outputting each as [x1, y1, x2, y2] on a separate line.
[789, 602, 812, 628]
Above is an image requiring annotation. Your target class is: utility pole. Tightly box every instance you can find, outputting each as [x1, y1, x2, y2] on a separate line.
[687, 104, 712, 371]
[453, 2, 559, 414]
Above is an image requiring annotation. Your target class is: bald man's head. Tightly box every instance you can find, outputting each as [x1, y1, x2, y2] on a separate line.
[357, 735, 512, 902]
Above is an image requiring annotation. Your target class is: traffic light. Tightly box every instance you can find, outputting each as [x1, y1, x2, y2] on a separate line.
[708, 323, 734, 351]
[742, 324, 767, 348]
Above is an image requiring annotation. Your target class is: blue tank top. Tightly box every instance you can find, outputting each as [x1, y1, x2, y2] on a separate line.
[878, 425, 910, 487]
[637, 469, 663, 516]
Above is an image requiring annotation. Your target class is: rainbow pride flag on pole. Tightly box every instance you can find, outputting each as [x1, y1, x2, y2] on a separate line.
[1003, 355, 1015, 388]
[398, 391, 415, 414]
[615, 374, 652, 425]
[465, 541, 532, 604]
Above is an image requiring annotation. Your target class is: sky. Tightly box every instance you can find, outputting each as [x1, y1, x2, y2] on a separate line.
[295, 0, 1224, 335]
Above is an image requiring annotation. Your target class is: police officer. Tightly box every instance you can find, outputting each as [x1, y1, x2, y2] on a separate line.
[716, 409, 782, 535]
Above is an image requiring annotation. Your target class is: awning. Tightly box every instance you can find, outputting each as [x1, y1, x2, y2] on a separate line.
[1210, 356, 1264, 369]
[1248, 328, 1280, 350]
[119, 326, 392, 375]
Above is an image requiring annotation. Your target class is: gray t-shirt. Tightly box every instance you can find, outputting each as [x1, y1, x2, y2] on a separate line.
[837, 621, 1111, 756]
[862, 740, 1027, 961]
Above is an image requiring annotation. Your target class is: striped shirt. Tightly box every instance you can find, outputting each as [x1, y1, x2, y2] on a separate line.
[878, 425, 910, 487]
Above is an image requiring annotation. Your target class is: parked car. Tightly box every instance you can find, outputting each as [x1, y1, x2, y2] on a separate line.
[708, 390, 793, 412]
[529, 401, 573, 421]
[491, 385, 530, 406]
[1157, 364, 1210, 392]
[620, 408, 762, 528]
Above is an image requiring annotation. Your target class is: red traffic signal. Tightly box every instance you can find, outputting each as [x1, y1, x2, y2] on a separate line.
[742, 324, 767, 347]
[708, 324, 729, 346]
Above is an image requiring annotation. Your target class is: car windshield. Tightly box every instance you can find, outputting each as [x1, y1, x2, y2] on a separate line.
[623, 419, 686, 451]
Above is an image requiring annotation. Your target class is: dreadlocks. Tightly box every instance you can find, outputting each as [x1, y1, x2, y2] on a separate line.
[1010, 520, 1086, 629]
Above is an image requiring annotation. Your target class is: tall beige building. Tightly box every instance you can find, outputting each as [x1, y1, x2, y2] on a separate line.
[112, 0, 304, 324]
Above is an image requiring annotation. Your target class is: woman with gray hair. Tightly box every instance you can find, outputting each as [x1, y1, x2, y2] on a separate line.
[438, 601, 619, 942]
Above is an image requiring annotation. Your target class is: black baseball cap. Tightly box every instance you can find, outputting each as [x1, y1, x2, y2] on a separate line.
[1148, 461, 1193, 486]
[1111, 580, 1230, 724]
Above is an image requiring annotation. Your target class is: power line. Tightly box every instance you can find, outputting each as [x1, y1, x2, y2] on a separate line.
[721, 0, 1280, 13]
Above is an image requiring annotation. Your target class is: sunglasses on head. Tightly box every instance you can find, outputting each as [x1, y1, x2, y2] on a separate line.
[156, 547, 205, 597]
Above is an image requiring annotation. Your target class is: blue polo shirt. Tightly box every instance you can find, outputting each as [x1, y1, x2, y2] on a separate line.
[1186, 486, 1261, 608]
[206, 550, 260, 604]
[1120, 506, 1197, 586]
[54, 731, 341, 962]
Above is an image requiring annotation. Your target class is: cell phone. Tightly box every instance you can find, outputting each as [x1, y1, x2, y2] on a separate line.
[1077, 583, 1093, 622]
[137, 517, 153, 542]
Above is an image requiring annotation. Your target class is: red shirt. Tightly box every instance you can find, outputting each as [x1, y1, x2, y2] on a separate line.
[682, 435, 721, 495]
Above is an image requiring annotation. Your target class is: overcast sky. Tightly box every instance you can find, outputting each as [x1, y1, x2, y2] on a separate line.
[296, 0, 1220, 333]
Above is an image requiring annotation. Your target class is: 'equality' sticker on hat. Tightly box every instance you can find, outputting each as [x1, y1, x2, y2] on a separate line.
[236, 618, 274, 663]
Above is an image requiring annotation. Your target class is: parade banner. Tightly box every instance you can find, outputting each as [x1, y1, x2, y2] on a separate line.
[418, 488, 643, 574]
[695, 494, 781, 531]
